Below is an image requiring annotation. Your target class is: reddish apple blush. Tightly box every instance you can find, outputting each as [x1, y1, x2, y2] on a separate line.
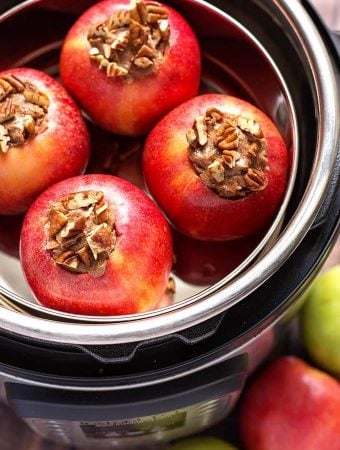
[0, 68, 90, 215]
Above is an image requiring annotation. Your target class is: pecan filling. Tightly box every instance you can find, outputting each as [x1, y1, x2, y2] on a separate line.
[187, 108, 268, 198]
[46, 191, 116, 276]
[0, 74, 49, 154]
[87, 0, 170, 79]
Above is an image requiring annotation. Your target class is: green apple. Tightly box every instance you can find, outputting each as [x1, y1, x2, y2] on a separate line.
[301, 265, 340, 377]
[170, 436, 238, 450]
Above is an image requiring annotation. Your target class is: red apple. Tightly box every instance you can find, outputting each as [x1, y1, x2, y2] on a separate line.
[0, 68, 90, 215]
[239, 356, 340, 450]
[60, 0, 201, 136]
[143, 94, 289, 240]
[173, 230, 261, 286]
[20, 174, 172, 315]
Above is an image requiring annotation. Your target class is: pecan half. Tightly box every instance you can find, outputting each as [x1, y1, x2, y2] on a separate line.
[46, 190, 116, 276]
[187, 108, 268, 198]
[87, 0, 170, 79]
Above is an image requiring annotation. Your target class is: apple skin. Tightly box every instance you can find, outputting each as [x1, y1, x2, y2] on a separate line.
[239, 356, 340, 450]
[143, 94, 289, 241]
[173, 230, 260, 286]
[0, 68, 90, 215]
[301, 265, 340, 377]
[171, 436, 238, 450]
[60, 0, 201, 136]
[20, 174, 173, 315]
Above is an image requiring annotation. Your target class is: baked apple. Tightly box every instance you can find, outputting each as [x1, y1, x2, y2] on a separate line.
[60, 0, 201, 136]
[0, 68, 90, 215]
[143, 94, 289, 240]
[20, 174, 172, 315]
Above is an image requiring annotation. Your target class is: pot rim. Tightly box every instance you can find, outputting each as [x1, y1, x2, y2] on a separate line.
[0, 0, 338, 344]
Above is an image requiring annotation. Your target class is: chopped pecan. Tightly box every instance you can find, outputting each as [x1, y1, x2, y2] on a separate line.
[131, 0, 148, 25]
[0, 79, 13, 101]
[102, 43, 112, 59]
[237, 116, 264, 139]
[194, 116, 208, 146]
[244, 168, 267, 191]
[87, 223, 112, 260]
[158, 19, 170, 41]
[129, 19, 148, 47]
[208, 160, 225, 183]
[77, 246, 92, 267]
[62, 191, 103, 210]
[223, 150, 241, 169]
[107, 62, 129, 77]
[145, 3, 168, 22]
[89, 47, 100, 56]
[0, 124, 10, 153]
[136, 44, 156, 59]
[111, 30, 129, 51]
[23, 115, 36, 135]
[166, 277, 176, 294]
[56, 252, 82, 274]
[186, 128, 197, 146]
[107, 9, 130, 29]
[0, 98, 16, 124]
[1, 74, 26, 92]
[215, 122, 238, 150]
[133, 56, 153, 68]
[7, 123, 25, 145]
[23, 90, 50, 108]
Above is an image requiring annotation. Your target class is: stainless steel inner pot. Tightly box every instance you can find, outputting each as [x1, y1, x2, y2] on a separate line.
[0, 0, 338, 344]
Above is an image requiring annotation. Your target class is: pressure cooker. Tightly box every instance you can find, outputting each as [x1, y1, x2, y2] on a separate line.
[0, 0, 338, 448]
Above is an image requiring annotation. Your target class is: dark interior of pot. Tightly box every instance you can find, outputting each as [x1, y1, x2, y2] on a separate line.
[0, 0, 328, 377]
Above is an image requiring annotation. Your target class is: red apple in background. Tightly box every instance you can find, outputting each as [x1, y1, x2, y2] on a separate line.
[20, 174, 172, 315]
[60, 0, 201, 136]
[173, 230, 261, 286]
[0, 68, 90, 215]
[143, 94, 289, 240]
[239, 356, 340, 450]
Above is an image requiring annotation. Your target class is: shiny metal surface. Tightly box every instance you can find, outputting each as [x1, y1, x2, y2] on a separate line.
[0, 0, 338, 344]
